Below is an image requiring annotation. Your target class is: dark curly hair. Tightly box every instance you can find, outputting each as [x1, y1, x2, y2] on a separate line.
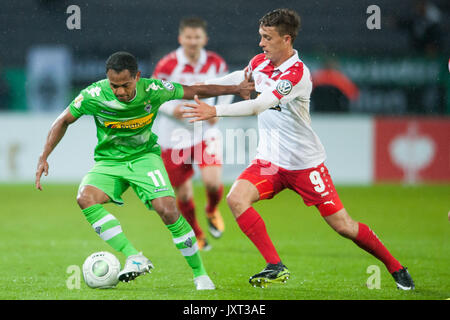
[105, 51, 138, 77]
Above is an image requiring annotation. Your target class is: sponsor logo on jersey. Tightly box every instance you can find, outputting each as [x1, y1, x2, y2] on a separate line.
[276, 79, 292, 96]
[104, 113, 154, 129]
[161, 80, 174, 91]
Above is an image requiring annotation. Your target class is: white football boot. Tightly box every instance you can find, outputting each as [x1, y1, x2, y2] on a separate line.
[118, 252, 154, 282]
[194, 275, 216, 290]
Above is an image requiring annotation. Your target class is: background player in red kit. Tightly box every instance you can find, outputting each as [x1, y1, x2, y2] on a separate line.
[182, 8, 415, 290]
[152, 18, 232, 250]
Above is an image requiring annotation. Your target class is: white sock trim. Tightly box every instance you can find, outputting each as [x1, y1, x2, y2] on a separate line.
[100, 225, 123, 241]
[180, 242, 199, 257]
[92, 214, 116, 230]
[172, 230, 196, 245]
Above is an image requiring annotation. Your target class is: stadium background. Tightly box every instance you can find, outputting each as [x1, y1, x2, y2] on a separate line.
[0, 0, 449, 185]
[0, 0, 449, 301]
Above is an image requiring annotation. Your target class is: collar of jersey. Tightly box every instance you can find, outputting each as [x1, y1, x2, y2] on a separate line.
[127, 88, 138, 103]
[176, 47, 207, 67]
[271, 49, 301, 73]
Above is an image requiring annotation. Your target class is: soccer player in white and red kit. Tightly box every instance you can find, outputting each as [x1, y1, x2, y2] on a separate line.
[183, 9, 415, 290]
[152, 18, 232, 250]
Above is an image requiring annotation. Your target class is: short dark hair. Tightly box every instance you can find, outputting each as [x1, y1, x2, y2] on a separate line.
[259, 9, 301, 43]
[179, 17, 208, 33]
[105, 51, 138, 77]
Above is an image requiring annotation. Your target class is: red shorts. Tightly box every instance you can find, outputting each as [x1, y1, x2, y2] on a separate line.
[161, 140, 222, 187]
[238, 160, 344, 217]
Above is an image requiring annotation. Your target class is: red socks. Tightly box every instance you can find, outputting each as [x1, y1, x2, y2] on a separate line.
[206, 185, 224, 214]
[236, 207, 281, 265]
[353, 222, 402, 273]
[177, 199, 204, 239]
[236, 209, 402, 273]
[177, 185, 223, 239]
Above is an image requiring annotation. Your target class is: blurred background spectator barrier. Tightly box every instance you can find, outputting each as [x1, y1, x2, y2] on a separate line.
[0, 114, 448, 184]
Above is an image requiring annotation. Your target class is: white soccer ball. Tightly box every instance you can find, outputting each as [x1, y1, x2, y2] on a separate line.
[82, 251, 121, 289]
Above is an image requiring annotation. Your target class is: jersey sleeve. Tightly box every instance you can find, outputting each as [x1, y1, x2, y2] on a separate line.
[152, 79, 184, 106]
[246, 53, 266, 74]
[271, 64, 310, 103]
[68, 89, 92, 118]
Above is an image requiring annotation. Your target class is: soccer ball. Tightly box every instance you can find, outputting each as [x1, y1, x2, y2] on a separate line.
[82, 251, 121, 289]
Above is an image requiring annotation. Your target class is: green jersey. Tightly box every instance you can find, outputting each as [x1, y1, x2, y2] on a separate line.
[69, 78, 184, 161]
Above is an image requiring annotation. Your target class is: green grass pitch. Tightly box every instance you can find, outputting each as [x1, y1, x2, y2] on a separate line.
[0, 183, 448, 300]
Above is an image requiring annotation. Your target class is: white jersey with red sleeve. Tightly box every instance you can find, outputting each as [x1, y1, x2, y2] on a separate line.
[152, 47, 231, 149]
[248, 50, 326, 170]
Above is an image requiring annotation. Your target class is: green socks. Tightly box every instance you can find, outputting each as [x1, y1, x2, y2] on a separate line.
[167, 215, 207, 278]
[82, 205, 207, 278]
[82, 204, 139, 258]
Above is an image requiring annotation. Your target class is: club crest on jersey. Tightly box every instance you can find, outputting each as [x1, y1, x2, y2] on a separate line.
[276, 80, 292, 96]
[144, 104, 152, 113]
[161, 80, 174, 91]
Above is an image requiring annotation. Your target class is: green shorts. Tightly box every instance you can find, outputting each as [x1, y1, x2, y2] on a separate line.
[79, 152, 175, 210]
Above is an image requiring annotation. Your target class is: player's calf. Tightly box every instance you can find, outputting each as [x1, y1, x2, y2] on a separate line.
[322, 208, 359, 239]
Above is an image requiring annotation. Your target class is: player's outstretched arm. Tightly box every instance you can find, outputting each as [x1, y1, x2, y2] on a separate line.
[35, 108, 78, 190]
[182, 89, 279, 123]
[181, 73, 254, 101]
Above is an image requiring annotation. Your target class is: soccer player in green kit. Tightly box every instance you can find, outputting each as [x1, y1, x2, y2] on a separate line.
[35, 51, 253, 290]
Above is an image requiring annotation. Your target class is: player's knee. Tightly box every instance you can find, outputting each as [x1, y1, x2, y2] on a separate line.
[160, 206, 179, 225]
[76, 185, 109, 209]
[202, 174, 221, 193]
[176, 191, 191, 203]
[205, 183, 220, 194]
[226, 191, 238, 209]
[176, 181, 193, 202]
[226, 191, 249, 215]
[76, 192, 96, 209]
[153, 198, 179, 225]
